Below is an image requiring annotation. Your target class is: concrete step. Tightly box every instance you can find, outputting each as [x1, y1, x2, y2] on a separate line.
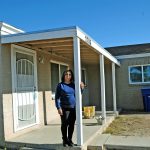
[87, 134, 110, 150]
[21, 148, 44, 150]
[104, 135, 150, 150]
[20, 147, 83, 150]
[5, 142, 83, 150]
[87, 134, 150, 150]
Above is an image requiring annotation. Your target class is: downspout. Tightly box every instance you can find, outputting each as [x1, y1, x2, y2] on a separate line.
[0, 23, 5, 146]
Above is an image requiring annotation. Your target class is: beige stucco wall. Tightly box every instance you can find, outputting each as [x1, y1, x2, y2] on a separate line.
[0, 39, 5, 146]
[1, 44, 13, 140]
[105, 61, 113, 110]
[86, 64, 101, 110]
[115, 57, 150, 110]
[0, 95, 4, 145]
[37, 52, 52, 125]
[86, 61, 114, 111]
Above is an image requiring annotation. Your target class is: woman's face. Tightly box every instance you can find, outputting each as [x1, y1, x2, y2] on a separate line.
[64, 71, 72, 82]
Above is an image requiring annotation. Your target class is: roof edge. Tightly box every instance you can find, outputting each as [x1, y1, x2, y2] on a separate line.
[0, 22, 24, 35]
[105, 42, 150, 49]
[1, 25, 77, 38]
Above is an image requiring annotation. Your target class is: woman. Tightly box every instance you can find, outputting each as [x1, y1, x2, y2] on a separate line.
[55, 69, 84, 147]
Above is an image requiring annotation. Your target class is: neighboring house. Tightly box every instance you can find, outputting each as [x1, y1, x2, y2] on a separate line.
[1, 22, 147, 147]
[106, 44, 150, 111]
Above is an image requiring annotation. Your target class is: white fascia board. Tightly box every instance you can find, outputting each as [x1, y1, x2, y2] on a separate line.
[1, 27, 76, 44]
[116, 53, 150, 59]
[0, 22, 24, 35]
[1, 28, 18, 35]
[76, 27, 120, 66]
[2, 22, 24, 33]
[1, 31, 9, 35]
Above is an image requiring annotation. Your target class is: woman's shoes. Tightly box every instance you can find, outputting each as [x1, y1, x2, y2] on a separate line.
[63, 139, 75, 147]
[63, 140, 68, 147]
[67, 140, 74, 147]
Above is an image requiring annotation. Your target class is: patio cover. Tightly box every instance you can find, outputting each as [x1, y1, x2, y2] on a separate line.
[1, 26, 120, 146]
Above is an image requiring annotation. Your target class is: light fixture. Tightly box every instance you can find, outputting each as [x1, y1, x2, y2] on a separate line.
[39, 55, 44, 64]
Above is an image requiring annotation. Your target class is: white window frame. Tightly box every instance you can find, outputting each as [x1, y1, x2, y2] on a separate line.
[50, 60, 69, 99]
[128, 64, 150, 84]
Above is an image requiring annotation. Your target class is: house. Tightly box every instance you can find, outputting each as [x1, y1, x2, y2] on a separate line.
[106, 44, 150, 110]
[1, 22, 147, 147]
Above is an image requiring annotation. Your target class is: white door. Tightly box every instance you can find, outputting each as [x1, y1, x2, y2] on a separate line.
[12, 45, 38, 131]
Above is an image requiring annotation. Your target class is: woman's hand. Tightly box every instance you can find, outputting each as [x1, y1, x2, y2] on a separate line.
[58, 108, 63, 115]
[80, 82, 85, 89]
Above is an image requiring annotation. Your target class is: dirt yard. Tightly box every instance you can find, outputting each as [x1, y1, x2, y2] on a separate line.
[103, 112, 150, 136]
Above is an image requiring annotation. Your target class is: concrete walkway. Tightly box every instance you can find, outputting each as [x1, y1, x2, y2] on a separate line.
[4, 111, 150, 150]
[88, 134, 150, 150]
[5, 113, 115, 150]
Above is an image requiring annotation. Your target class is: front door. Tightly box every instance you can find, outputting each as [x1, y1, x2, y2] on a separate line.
[12, 45, 38, 131]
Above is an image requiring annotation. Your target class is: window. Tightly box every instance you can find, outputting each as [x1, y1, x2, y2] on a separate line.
[143, 66, 150, 82]
[51, 62, 68, 99]
[129, 64, 150, 84]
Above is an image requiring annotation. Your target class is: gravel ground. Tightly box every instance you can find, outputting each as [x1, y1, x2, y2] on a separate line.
[103, 112, 150, 136]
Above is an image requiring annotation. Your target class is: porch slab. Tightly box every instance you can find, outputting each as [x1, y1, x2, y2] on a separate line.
[5, 113, 115, 150]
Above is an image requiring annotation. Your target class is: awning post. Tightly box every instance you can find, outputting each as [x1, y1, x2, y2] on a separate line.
[112, 62, 117, 116]
[73, 36, 83, 146]
[99, 54, 106, 123]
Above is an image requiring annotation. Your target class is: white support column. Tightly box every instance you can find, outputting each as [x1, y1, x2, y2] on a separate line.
[112, 62, 117, 115]
[99, 54, 106, 123]
[73, 36, 83, 146]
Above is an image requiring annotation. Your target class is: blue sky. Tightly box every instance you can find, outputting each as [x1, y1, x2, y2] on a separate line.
[1, 0, 150, 47]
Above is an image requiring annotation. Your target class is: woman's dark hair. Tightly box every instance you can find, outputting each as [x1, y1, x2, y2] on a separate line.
[61, 69, 74, 83]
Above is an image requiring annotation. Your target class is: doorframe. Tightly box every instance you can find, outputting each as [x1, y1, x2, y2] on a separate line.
[11, 44, 39, 132]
